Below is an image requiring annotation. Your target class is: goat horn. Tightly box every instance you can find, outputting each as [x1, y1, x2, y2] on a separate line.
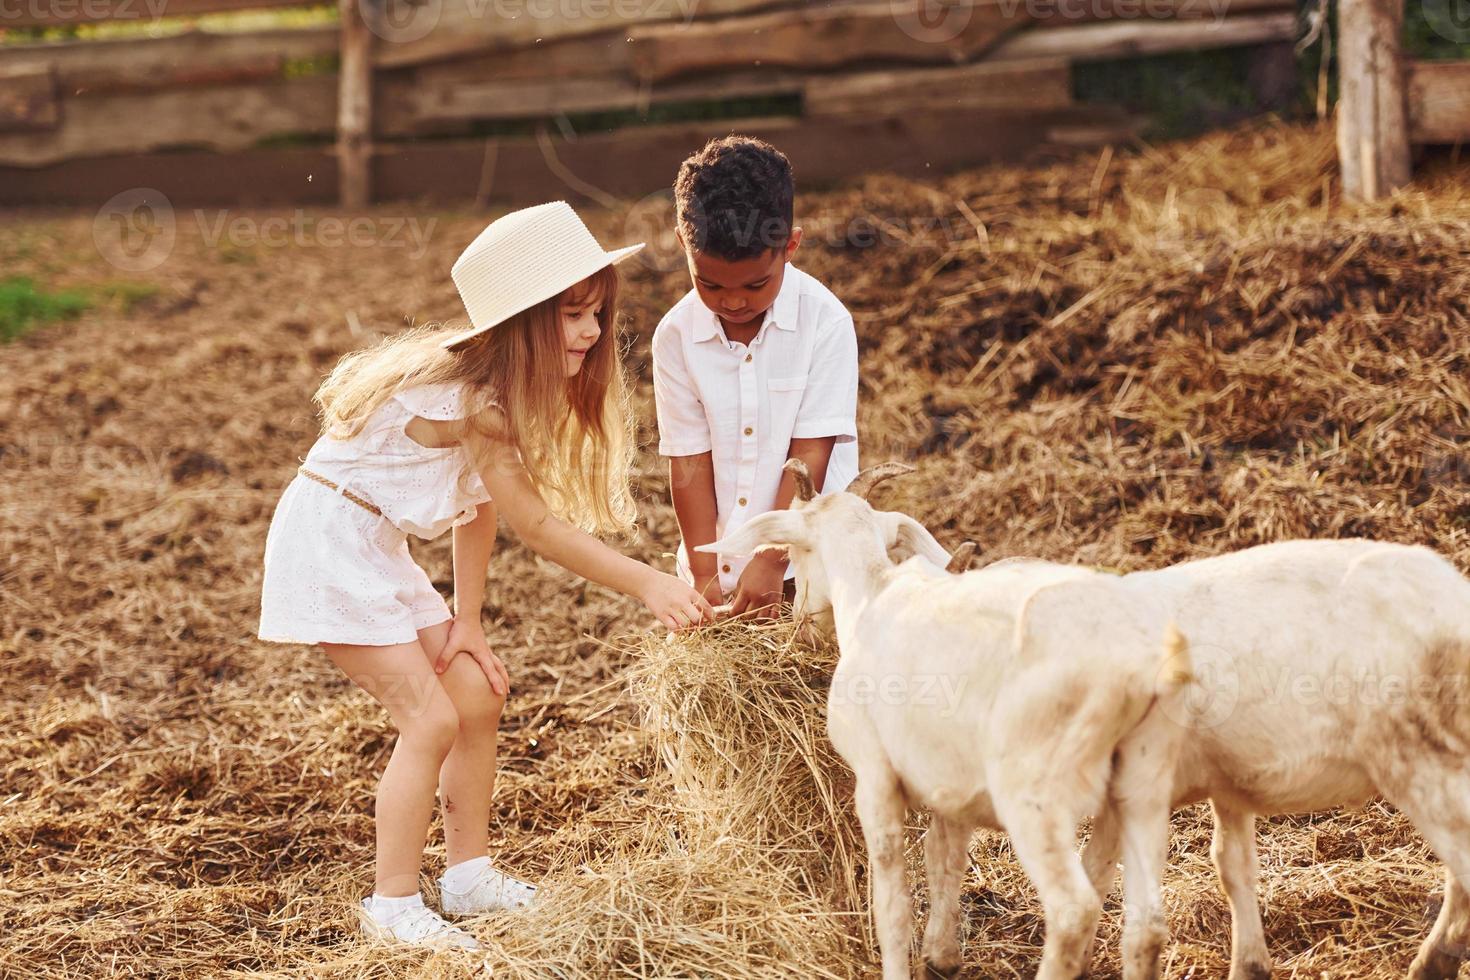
[846, 461, 915, 500]
[946, 541, 979, 574]
[783, 458, 816, 502]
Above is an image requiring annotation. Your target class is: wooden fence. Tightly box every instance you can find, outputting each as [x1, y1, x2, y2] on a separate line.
[0, 0, 1464, 205]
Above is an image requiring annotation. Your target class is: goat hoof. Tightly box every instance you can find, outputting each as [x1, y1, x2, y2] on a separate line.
[922, 956, 962, 978]
[1228, 963, 1271, 980]
[1408, 950, 1465, 980]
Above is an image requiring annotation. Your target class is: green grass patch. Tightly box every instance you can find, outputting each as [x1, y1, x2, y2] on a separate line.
[0, 278, 91, 343]
[95, 280, 161, 313]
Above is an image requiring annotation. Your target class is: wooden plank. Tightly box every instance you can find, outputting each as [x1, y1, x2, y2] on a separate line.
[0, 145, 338, 204]
[374, 0, 793, 70]
[1408, 61, 1470, 144]
[0, 0, 322, 29]
[389, 25, 636, 82]
[0, 66, 59, 133]
[804, 57, 1070, 117]
[987, 10, 1297, 61]
[378, 0, 1294, 73]
[0, 75, 335, 167]
[1027, 0, 1294, 22]
[338, 0, 374, 206]
[0, 28, 339, 95]
[0, 102, 1135, 206]
[626, 0, 1032, 82]
[378, 28, 634, 129]
[623, 0, 1295, 83]
[1335, 0, 1410, 201]
[384, 67, 803, 129]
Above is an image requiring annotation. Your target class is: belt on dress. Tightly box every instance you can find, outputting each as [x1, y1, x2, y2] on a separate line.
[298, 467, 383, 518]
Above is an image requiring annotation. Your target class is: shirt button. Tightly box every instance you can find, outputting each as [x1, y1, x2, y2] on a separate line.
[722, 564, 731, 573]
[744, 354, 752, 362]
[744, 426, 753, 436]
[738, 496, 747, 506]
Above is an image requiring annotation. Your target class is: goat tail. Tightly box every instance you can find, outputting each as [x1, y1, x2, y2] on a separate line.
[1157, 623, 1193, 693]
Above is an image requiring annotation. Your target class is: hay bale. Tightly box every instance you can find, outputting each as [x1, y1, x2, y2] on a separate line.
[624, 616, 867, 918]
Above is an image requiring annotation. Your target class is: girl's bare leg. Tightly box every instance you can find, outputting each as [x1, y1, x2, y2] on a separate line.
[322, 639, 461, 897]
[415, 619, 506, 867]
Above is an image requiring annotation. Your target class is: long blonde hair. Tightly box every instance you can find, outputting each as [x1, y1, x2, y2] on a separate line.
[314, 264, 637, 535]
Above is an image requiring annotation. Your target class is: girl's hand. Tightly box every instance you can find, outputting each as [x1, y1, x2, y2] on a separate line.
[434, 616, 510, 695]
[640, 570, 716, 631]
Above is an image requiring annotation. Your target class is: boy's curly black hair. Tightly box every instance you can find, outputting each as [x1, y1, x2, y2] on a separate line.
[673, 135, 794, 262]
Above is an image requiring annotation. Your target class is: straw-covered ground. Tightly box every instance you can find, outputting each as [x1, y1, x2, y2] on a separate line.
[2, 119, 1468, 978]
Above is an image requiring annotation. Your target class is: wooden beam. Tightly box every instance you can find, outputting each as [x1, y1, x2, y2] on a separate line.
[338, 0, 373, 207]
[0, 75, 335, 167]
[1335, 0, 1410, 201]
[0, 29, 339, 96]
[626, 0, 1032, 83]
[0, 66, 60, 133]
[372, 0, 787, 71]
[1026, 0, 1295, 21]
[392, 68, 802, 128]
[1408, 61, 1470, 144]
[0, 0, 321, 29]
[804, 57, 1071, 117]
[987, 10, 1297, 61]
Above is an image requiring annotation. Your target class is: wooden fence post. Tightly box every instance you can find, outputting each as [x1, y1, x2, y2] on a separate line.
[1336, 0, 1411, 202]
[337, 0, 373, 208]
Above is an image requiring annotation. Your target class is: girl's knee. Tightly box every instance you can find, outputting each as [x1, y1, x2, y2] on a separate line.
[399, 701, 461, 756]
[454, 673, 506, 733]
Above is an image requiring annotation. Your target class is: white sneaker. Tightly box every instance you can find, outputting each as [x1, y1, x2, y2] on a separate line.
[439, 864, 538, 916]
[358, 898, 482, 950]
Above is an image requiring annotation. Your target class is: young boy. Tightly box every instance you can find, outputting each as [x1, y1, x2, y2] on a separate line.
[652, 135, 859, 619]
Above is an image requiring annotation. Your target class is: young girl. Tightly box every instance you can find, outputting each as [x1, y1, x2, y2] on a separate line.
[258, 202, 714, 951]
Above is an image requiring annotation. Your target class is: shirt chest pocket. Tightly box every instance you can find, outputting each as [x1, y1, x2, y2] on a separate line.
[765, 375, 808, 427]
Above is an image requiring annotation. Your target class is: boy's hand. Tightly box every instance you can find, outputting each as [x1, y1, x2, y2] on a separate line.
[729, 551, 788, 621]
[694, 573, 725, 609]
[434, 615, 510, 696]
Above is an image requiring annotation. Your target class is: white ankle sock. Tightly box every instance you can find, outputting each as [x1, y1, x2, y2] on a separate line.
[441, 856, 492, 892]
[366, 891, 425, 923]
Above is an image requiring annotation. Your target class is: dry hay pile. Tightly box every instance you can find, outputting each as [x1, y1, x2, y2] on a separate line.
[1, 118, 1468, 978]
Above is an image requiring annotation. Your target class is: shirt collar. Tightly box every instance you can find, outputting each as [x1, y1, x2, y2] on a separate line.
[692, 263, 800, 344]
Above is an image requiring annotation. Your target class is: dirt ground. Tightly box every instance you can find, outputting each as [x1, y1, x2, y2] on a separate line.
[2, 119, 1469, 978]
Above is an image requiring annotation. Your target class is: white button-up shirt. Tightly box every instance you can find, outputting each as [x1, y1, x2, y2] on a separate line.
[652, 263, 860, 594]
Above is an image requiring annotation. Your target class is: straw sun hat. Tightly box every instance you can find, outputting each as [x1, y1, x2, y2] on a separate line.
[440, 201, 645, 349]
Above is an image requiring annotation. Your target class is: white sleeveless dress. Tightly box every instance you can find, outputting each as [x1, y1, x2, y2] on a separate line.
[257, 382, 493, 646]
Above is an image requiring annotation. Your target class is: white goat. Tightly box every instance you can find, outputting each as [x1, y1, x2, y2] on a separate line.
[1062, 538, 1470, 980]
[701, 461, 1192, 980]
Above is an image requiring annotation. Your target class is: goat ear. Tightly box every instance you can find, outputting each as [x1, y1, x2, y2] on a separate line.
[698, 510, 811, 557]
[881, 512, 952, 567]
